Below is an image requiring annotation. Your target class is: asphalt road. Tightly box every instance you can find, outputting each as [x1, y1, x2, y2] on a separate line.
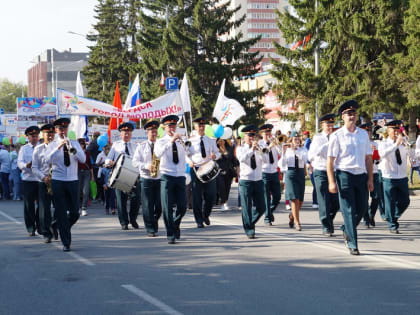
[1, 185, 419, 315]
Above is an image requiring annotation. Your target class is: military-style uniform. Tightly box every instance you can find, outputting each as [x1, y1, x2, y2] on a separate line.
[236, 125, 267, 238]
[378, 120, 410, 233]
[154, 115, 188, 244]
[308, 114, 339, 235]
[17, 126, 40, 236]
[106, 123, 141, 230]
[187, 117, 220, 227]
[258, 124, 281, 225]
[45, 118, 85, 251]
[132, 120, 161, 236]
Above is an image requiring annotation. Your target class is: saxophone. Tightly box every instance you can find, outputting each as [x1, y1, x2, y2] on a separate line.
[46, 165, 53, 195]
[150, 152, 160, 178]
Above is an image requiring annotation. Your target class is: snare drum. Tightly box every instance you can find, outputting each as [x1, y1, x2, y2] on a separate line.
[108, 154, 139, 193]
[195, 160, 220, 183]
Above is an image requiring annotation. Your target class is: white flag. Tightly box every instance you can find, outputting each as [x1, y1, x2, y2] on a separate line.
[212, 79, 246, 126]
[180, 73, 191, 112]
[123, 74, 140, 110]
[69, 71, 88, 139]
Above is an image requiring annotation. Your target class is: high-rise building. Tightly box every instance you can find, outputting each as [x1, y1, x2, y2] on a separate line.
[27, 49, 89, 98]
[227, 0, 289, 65]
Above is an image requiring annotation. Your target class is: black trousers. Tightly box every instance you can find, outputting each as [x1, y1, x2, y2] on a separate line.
[23, 181, 40, 234]
[38, 182, 55, 237]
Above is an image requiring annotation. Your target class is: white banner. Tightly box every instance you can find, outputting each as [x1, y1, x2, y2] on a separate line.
[57, 89, 184, 119]
[17, 120, 38, 132]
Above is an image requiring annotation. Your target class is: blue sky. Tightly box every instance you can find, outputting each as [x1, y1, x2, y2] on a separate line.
[0, 0, 97, 84]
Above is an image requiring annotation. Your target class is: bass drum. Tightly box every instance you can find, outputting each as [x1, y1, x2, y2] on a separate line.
[108, 154, 139, 193]
[195, 160, 220, 183]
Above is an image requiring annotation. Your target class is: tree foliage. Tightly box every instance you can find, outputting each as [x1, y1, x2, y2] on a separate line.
[0, 79, 26, 112]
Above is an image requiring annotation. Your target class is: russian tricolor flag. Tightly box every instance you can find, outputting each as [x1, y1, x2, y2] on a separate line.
[123, 74, 141, 110]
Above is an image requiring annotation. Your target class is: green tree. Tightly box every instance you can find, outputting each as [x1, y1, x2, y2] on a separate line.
[82, 0, 131, 103]
[0, 79, 26, 112]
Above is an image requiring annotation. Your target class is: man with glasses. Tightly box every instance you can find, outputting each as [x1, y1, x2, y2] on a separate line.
[237, 125, 268, 239]
[18, 126, 40, 236]
[155, 115, 188, 244]
[32, 124, 58, 243]
[327, 100, 373, 255]
[187, 117, 220, 228]
[258, 123, 281, 226]
[106, 122, 141, 230]
[378, 120, 410, 234]
[45, 118, 85, 251]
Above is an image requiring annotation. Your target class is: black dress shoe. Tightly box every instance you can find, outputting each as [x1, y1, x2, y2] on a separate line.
[131, 221, 139, 229]
[247, 234, 256, 239]
[147, 232, 156, 237]
[390, 229, 400, 234]
[168, 239, 176, 244]
[349, 248, 360, 255]
[322, 231, 333, 237]
[29, 231, 36, 237]
[52, 226, 59, 240]
[121, 224, 129, 230]
[63, 245, 71, 252]
[203, 216, 210, 226]
[44, 236, 52, 244]
[370, 216, 375, 227]
[197, 223, 205, 228]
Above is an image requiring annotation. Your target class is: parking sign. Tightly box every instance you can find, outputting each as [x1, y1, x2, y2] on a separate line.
[166, 77, 178, 91]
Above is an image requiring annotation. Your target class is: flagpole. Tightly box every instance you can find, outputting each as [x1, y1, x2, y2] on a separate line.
[189, 112, 193, 134]
[183, 114, 189, 137]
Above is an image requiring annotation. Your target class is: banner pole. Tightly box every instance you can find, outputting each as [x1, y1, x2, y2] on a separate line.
[183, 114, 188, 137]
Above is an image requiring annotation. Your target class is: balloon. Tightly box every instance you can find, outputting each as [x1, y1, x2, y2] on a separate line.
[238, 125, 245, 139]
[18, 136, 26, 145]
[97, 135, 108, 148]
[212, 124, 224, 138]
[2, 137, 10, 146]
[221, 127, 232, 139]
[205, 125, 215, 138]
[185, 163, 190, 174]
[68, 130, 76, 140]
[157, 126, 164, 138]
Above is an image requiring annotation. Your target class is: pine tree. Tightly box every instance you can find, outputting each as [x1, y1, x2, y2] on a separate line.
[83, 0, 131, 103]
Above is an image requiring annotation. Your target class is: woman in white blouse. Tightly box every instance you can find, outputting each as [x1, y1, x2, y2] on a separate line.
[279, 132, 308, 231]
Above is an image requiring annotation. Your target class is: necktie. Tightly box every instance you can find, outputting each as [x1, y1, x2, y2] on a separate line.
[294, 154, 299, 169]
[200, 137, 206, 158]
[250, 154, 256, 169]
[267, 142, 274, 164]
[63, 144, 70, 167]
[172, 142, 179, 164]
[125, 143, 130, 155]
[150, 142, 154, 157]
[395, 148, 402, 165]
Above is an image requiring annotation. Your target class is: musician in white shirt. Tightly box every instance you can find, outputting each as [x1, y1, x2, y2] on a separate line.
[132, 120, 162, 237]
[186, 117, 220, 228]
[32, 124, 57, 243]
[44, 118, 85, 252]
[258, 123, 282, 226]
[308, 114, 339, 236]
[106, 122, 141, 231]
[236, 125, 268, 239]
[327, 100, 373, 256]
[378, 120, 410, 234]
[279, 131, 308, 231]
[154, 115, 188, 244]
[17, 126, 40, 236]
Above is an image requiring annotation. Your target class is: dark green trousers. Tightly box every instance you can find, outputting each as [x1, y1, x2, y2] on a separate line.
[382, 177, 410, 230]
[52, 180, 79, 247]
[364, 173, 380, 222]
[262, 172, 281, 223]
[313, 170, 339, 233]
[140, 178, 162, 233]
[115, 184, 141, 226]
[160, 175, 187, 241]
[377, 170, 386, 220]
[335, 170, 368, 249]
[239, 179, 265, 236]
[191, 169, 216, 225]
[38, 182, 55, 237]
[23, 181, 39, 234]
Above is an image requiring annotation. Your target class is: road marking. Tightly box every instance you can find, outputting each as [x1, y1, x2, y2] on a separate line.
[122, 284, 183, 315]
[0, 210, 23, 224]
[209, 216, 420, 270]
[0, 209, 95, 266]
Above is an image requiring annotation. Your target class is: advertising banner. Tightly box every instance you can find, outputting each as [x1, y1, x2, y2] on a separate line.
[17, 97, 57, 117]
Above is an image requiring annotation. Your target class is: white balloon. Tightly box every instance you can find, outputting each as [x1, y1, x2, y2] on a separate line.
[221, 127, 233, 139]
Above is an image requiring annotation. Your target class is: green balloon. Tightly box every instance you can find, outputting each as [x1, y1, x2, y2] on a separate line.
[205, 124, 215, 138]
[68, 130, 76, 140]
[2, 137, 10, 146]
[238, 125, 245, 139]
[157, 126, 164, 138]
[18, 136, 26, 145]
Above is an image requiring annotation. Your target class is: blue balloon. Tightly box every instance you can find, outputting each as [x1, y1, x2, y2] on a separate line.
[185, 163, 190, 174]
[213, 125, 224, 138]
[97, 135, 108, 148]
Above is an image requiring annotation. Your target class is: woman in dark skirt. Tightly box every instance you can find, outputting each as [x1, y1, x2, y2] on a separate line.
[279, 132, 308, 231]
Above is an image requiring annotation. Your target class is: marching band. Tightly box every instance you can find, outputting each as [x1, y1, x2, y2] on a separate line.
[13, 105, 416, 255]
